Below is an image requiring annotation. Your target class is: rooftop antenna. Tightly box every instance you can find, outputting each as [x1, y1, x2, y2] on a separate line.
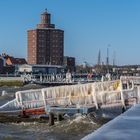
[97, 49, 101, 65]
[113, 51, 116, 66]
[106, 44, 110, 66]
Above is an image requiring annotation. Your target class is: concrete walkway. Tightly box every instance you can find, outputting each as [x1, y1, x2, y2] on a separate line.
[82, 104, 140, 140]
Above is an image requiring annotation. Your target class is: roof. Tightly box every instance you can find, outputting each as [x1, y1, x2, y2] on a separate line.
[7, 57, 27, 65]
[15, 58, 27, 65]
[28, 28, 64, 32]
[19, 64, 64, 68]
[41, 9, 50, 15]
[31, 64, 63, 68]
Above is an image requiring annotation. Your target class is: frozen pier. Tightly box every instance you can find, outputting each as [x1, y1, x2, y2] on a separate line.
[0, 76, 140, 117]
[82, 104, 140, 140]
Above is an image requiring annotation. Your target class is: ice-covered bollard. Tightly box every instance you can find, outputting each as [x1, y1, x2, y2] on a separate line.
[1, 90, 8, 96]
[66, 72, 72, 83]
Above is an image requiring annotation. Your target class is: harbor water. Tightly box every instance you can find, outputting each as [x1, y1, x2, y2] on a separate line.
[0, 85, 108, 140]
[0, 115, 103, 140]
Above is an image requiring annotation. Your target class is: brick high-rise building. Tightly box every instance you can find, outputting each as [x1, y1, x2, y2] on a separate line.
[28, 10, 64, 65]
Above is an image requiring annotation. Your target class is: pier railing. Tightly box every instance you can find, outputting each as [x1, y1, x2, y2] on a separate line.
[18, 80, 134, 109]
[15, 89, 43, 109]
[1, 76, 140, 113]
[22, 73, 97, 84]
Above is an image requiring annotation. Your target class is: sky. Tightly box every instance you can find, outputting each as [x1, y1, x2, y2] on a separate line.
[0, 0, 140, 66]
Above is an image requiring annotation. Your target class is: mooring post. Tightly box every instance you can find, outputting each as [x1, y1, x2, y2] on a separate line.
[23, 110, 26, 117]
[122, 106, 126, 113]
[57, 113, 63, 121]
[21, 109, 29, 118]
[49, 112, 54, 126]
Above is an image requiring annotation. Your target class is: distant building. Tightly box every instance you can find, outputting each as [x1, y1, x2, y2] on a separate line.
[28, 10, 64, 65]
[0, 53, 27, 74]
[18, 64, 64, 74]
[63, 56, 75, 72]
[1, 53, 27, 66]
[0, 57, 5, 73]
[6, 57, 27, 66]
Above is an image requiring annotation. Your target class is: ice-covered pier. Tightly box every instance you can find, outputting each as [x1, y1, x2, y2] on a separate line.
[82, 103, 140, 140]
[0, 76, 140, 117]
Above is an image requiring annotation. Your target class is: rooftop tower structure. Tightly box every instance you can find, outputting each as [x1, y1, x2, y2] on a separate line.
[28, 9, 64, 65]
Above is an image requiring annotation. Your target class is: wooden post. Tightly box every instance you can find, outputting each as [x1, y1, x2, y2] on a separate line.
[49, 112, 54, 126]
[57, 113, 63, 121]
[122, 106, 126, 113]
[23, 110, 26, 117]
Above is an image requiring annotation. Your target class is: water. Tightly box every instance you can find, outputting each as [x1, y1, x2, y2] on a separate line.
[1, 78, 136, 140]
[0, 115, 102, 140]
[0, 122, 57, 140]
[0, 85, 105, 140]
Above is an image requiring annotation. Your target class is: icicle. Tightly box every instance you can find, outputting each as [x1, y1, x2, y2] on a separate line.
[92, 83, 98, 109]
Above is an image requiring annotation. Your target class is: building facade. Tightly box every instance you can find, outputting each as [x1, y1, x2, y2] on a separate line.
[0, 57, 5, 73]
[18, 64, 64, 74]
[63, 56, 75, 72]
[0, 53, 27, 74]
[28, 10, 64, 65]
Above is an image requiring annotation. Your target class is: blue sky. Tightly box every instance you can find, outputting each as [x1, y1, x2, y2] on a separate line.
[0, 0, 140, 65]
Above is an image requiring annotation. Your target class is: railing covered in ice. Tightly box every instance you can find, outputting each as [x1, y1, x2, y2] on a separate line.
[15, 89, 43, 109]
[0, 99, 21, 112]
[15, 80, 121, 110]
[1, 76, 140, 112]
